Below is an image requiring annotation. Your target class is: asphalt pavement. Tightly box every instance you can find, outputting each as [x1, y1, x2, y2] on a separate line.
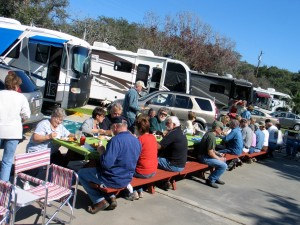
[8, 106, 300, 225]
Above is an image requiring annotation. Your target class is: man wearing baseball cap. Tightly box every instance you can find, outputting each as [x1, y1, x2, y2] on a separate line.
[78, 116, 141, 213]
[195, 120, 227, 188]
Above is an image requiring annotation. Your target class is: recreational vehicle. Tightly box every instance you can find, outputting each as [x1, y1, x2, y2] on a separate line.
[253, 87, 292, 112]
[0, 17, 92, 109]
[190, 72, 253, 109]
[89, 42, 190, 103]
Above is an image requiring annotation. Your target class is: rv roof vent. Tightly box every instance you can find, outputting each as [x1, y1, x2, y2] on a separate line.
[0, 17, 21, 25]
[207, 72, 219, 76]
[223, 73, 233, 78]
[267, 88, 276, 92]
[93, 41, 110, 48]
[137, 49, 155, 56]
[108, 46, 117, 50]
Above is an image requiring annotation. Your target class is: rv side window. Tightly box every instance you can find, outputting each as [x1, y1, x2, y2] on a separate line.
[164, 62, 187, 93]
[114, 61, 132, 73]
[1, 41, 20, 58]
[174, 95, 192, 109]
[195, 98, 213, 111]
[152, 68, 162, 82]
[136, 64, 150, 85]
[209, 84, 225, 94]
[35, 44, 49, 63]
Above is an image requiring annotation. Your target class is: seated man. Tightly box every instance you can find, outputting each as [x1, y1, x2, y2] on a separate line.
[157, 116, 187, 175]
[99, 102, 124, 136]
[240, 118, 253, 153]
[149, 107, 169, 135]
[219, 119, 243, 156]
[195, 121, 227, 188]
[249, 123, 265, 154]
[78, 117, 141, 213]
[26, 107, 73, 167]
[80, 107, 106, 137]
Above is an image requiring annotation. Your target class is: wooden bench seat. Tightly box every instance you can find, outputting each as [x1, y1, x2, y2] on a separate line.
[179, 161, 209, 179]
[98, 169, 178, 195]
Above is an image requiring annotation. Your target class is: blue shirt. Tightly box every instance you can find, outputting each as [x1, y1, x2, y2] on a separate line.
[222, 127, 243, 155]
[255, 129, 265, 150]
[100, 131, 141, 188]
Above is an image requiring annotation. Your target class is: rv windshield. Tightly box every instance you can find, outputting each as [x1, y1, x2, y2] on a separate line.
[72, 46, 91, 76]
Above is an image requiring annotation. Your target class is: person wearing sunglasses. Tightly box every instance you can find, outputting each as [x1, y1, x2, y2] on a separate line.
[149, 107, 169, 135]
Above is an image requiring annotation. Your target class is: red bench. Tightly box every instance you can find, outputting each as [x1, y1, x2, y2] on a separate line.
[97, 169, 178, 195]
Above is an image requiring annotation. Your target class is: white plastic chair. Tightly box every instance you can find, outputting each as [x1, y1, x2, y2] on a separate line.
[12, 149, 78, 225]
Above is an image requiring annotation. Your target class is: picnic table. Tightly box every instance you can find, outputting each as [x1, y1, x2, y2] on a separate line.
[53, 136, 110, 160]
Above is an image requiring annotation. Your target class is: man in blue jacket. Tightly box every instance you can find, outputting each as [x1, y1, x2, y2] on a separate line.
[122, 80, 146, 132]
[78, 117, 141, 214]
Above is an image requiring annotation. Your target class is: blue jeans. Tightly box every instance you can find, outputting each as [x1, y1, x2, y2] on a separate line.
[198, 155, 227, 183]
[78, 167, 115, 204]
[0, 139, 19, 182]
[249, 146, 261, 154]
[286, 139, 300, 157]
[158, 157, 184, 172]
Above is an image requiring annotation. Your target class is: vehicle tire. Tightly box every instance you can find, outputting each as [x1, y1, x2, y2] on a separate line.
[293, 124, 300, 131]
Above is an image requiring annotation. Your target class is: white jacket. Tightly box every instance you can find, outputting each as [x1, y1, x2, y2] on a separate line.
[0, 90, 31, 139]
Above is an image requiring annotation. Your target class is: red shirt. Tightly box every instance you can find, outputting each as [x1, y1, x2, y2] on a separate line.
[136, 134, 158, 175]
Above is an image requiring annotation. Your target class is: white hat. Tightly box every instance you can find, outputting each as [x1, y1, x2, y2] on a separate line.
[136, 80, 146, 89]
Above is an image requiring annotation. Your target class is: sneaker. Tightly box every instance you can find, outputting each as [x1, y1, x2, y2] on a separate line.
[227, 159, 237, 171]
[215, 180, 225, 185]
[23, 181, 30, 190]
[252, 157, 257, 162]
[161, 181, 172, 190]
[138, 190, 144, 198]
[125, 191, 139, 201]
[133, 191, 139, 200]
[205, 179, 218, 188]
[246, 159, 252, 164]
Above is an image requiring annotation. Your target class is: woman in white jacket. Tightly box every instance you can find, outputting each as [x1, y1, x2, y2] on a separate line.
[0, 71, 30, 181]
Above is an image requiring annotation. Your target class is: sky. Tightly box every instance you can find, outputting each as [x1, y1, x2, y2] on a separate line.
[68, 0, 299, 73]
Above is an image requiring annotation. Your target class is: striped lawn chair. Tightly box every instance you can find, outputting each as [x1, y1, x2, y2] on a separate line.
[12, 149, 78, 225]
[0, 181, 13, 225]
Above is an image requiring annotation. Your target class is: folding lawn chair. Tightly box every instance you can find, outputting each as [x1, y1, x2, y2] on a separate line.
[12, 149, 78, 225]
[0, 180, 13, 225]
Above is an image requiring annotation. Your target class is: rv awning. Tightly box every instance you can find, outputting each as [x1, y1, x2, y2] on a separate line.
[0, 28, 23, 55]
[29, 35, 67, 47]
[256, 92, 271, 98]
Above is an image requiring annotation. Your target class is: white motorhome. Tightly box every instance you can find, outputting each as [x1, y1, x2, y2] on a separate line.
[253, 87, 292, 112]
[89, 42, 190, 103]
[0, 17, 92, 109]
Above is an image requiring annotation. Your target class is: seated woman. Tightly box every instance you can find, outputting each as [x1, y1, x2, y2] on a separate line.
[149, 107, 169, 135]
[126, 115, 158, 200]
[26, 107, 73, 167]
[80, 107, 106, 137]
[184, 111, 201, 135]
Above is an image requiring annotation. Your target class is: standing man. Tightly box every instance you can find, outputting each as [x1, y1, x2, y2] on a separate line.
[240, 118, 253, 153]
[78, 117, 141, 213]
[0, 72, 31, 181]
[195, 121, 227, 188]
[122, 80, 146, 132]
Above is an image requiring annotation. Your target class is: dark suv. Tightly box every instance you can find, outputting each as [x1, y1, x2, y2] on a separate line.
[0, 64, 44, 130]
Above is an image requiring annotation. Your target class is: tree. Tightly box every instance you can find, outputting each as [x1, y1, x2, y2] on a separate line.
[0, 0, 69, 28]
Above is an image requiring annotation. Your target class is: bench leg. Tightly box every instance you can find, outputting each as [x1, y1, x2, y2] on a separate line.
[147, 183, 156, 194]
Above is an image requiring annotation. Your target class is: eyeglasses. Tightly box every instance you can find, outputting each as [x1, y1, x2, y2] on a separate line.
[160, 112, 168, 117]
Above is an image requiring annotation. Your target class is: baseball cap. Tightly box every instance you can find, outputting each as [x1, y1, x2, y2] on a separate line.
[135, 80, 146, 89]
[212, 121, 224, 130]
